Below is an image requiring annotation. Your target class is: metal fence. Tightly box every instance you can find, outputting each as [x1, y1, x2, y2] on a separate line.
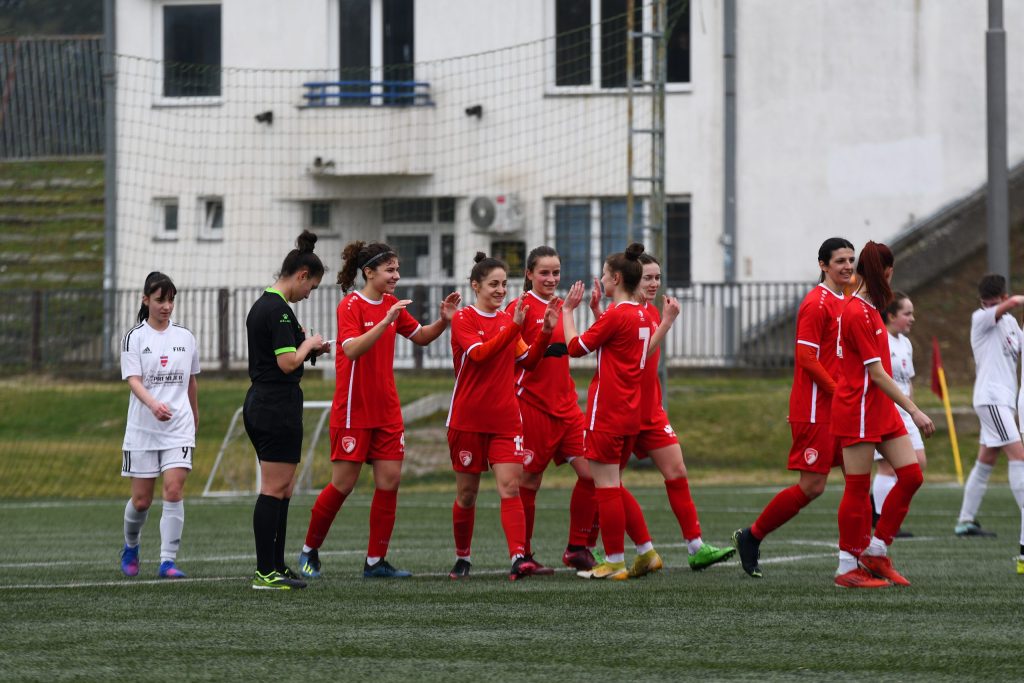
[0, 281, 809, 373]
[0, 36, 104, 159]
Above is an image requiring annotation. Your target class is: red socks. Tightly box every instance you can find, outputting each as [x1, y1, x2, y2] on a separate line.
[664, 477, 701, 541]
[568, 477, 598, 547]
[751, 484, 812, 540]
[838, 473, 872, 555]
[874, 463, 924, 545]
[304, 483, 348, 550]
[520, 486, 538, 555]
[367, 488, 398, 558]
[452, 502, 476, 558]
[594, 486, 625, 556]
[621, 486, 651, 546]
[499, 496, 527, 558]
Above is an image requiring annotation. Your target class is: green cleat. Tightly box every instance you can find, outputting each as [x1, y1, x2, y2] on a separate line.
[1017, 556, 1024, 575]
[251, 570, 307, 590]
[688, 542, 737, 571]
[628, 549, 664, 578]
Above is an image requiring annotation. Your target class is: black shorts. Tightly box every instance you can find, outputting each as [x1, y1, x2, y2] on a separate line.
[243, 383, 303, 463]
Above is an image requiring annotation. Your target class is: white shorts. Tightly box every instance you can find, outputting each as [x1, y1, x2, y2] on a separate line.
[975, 405, 1020, 448]
[121, 447, 194, 478]
[874, 407, 923, 460]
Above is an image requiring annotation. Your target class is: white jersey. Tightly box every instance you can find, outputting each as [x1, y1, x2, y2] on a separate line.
[888, 332, 915, 398]
[121, 320, 200, 450]
[971, 306, 1021, 408]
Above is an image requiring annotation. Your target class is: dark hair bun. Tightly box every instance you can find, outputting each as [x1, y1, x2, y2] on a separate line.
[624, 242, 645, 260]
[296, 229, 318, 253]
[473, 251, 487, 264]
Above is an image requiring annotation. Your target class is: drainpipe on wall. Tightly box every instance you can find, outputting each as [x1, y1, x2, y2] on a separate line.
[723, 0, 737, 360]
[102, 0, 118, 370]
[986, 0, 1010, 285]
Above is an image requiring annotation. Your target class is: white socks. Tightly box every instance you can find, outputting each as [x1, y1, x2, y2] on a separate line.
[872, 474, 898, 514]
[837, 550, 858, 574]
[635, 541, 654, 555]
[686, 537, 704, 555]
[123, 499, 149, 547]
[1008, 461, 1024, 546]
[958, 461, 993, 523]
[159, 500, 184, 563]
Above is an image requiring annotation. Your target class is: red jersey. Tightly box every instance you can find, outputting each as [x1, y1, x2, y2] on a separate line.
[639, 302, 664, 427]
[447, 305, 526, 435]
[506, 291, 580, 418]
[831, 295, 903, 439]
[568, 300, 650, 436]
[330, 291, 421, 429]
[788, 284, 845, 424]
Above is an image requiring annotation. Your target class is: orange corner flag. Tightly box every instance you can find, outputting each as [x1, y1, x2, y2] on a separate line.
[930, 336, 944, 398]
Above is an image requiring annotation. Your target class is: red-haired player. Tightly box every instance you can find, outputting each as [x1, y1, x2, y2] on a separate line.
[563, 242, 654, 580]
[832, 241, 934, 587]
[446, 252, 557, 581]
[297, 241, 460, 579]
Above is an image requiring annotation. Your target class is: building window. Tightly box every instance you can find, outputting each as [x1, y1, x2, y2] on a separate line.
[155, 198, 179, 240]
[163, 4, 222, 97]
[665, 201, 691, 286]
[440, 233, 455, 277]
[554, 0, 689, 89]
[386, 234, 429, 278]
[382, 198, 434, 223]
[554, 203, 592, 285]
[552, 198, 647, 285]
[339, 0, 415, 103]
[491, 240, 527, 278]
[310, 201, 332, 231]
[199, 197, 223, 240]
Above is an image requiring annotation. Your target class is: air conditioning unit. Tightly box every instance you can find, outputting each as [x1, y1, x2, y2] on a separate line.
[468, 194, 524, 234]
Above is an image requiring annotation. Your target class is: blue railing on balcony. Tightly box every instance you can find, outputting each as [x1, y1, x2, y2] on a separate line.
[302, 81, 434, 107]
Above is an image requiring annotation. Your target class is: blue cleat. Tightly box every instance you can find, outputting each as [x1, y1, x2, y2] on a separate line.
[120, 544, 140, 577]
[158, 560, 186, 579]
[363, 558, 412, 578]
[298, 549, 321, 578]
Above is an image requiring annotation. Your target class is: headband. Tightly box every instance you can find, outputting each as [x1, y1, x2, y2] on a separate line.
[360, 251, 394, 270]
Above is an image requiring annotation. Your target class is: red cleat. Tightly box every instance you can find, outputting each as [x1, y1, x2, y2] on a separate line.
[858, 554, 910, 586]
[562, 547, 597, 571]
[524, 554, 555, 576]
[834, 567, 891, 588]
[509, 556, 539, 581]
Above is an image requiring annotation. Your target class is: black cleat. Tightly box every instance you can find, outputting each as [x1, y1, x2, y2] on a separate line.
[448, 558, 472, 580]
[523, 553, 555, 576]
[732, 527, 763, 578]
[509, 556, 539, 581]
[955, 520, 997, 538]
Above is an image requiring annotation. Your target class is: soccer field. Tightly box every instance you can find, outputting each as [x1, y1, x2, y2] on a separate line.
[1, 484, 1020, 681]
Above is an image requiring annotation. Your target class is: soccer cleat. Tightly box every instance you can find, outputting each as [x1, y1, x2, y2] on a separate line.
[732, 528, 763, 578]
[120, 544, 140, 577]
[280, 566, 303, 580]
[688, 543, 737, 571]
[297, 549, 321, 578]
[364, 559, 412, 578]
[509, 556, 539, 581]
[523, 554, 555, 576]
[448, 558, 472, 580]
[628, 549, 664, 578]
[562, 547, 598, 571]
[955, 520, 997, 537]
[577, 560, 629, 581]
[1016, 556, 1024, 575]
[858, 554, 910, 586]
[894, 528, 914, 539]
[834, 567, 891, 588]
[157, 560, 186, 579]
[251, 570, 307, 590]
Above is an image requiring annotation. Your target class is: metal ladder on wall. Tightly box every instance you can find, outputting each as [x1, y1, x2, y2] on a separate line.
[626, 0, 667, 260]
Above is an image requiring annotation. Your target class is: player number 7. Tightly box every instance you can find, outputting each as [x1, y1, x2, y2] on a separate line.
[638, 327, 650, 370]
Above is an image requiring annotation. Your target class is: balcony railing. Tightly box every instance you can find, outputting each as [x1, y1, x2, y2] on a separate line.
[302, 80, 434, 107]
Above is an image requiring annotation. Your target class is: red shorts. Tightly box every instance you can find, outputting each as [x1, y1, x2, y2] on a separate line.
[839, 425, 909, 449]
[584, 430, 638, 467]
[520, 401, 585, 474]
[634, 408, 679, 459]
[447, 428, 523, 474]
[330, 424, 404, 462]
[787, 422, 842, 474]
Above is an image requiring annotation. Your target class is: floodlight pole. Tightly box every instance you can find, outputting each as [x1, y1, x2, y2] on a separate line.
[986, 0, 1010, 285]
[102, 0, 118, 370]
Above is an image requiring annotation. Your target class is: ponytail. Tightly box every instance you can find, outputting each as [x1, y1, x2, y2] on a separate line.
[278, 230, 325, 279]
[470, 251, 508, 284]
[138, 271, 177, 323]
[855, 241, 894, 313]
[605, 242, 645, 294]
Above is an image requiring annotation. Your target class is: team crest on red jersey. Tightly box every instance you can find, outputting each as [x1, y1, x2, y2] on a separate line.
[160, 355, 168, 367]
[459, 450, 473, 467]
[342, 436, 357, 453]
[521, 449, 535, 466]
[803, 448, 819, 465]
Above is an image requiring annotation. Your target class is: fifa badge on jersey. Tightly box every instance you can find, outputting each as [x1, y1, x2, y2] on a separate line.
[160, 355, 168, 367]
[803, 448, 819, 465]
[459, 450, 473, 467]
[341, 436, 357, 453]
[521, 449, 535, 466]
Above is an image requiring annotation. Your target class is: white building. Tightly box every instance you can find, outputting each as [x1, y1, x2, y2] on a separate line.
[112, 0, 1024, 292]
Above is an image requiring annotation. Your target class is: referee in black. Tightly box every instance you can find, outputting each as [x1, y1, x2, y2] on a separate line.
[246, 230, 330, 590]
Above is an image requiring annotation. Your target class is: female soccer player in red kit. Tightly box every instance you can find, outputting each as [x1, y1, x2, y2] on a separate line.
[447, 252, 557, 581]
[733, 237, 855, 578]
[507, 246, 599, 573]
[562, 242, 654, 580]
[832, 241, 933, 587]
[297, 241, 460, 579]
